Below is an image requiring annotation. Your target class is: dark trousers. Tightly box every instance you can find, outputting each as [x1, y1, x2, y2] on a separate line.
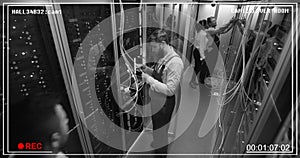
[193, 47, 201, 75]
[151, 95, 176, 156]
[191, 48, 210, 84]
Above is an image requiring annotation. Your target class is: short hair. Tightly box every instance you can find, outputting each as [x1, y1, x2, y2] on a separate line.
[199, 19, 207, 28]
[148, 29, 169, 44]
[207, 16, 215, 24]
[10, 92, 64, 150]
[195, 21, 205, 32]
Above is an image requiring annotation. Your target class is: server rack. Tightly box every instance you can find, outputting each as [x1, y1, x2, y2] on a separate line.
[4, 1, 197, 156]
[213, 4, 297, 156]
[5, 4, 84, 154]
[46, 2, 197, 155]
[47, 3, 146, 155]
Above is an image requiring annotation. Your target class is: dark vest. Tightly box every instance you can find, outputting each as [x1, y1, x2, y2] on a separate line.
[151, 56, 178, 100]
[135, 55, 179, 105]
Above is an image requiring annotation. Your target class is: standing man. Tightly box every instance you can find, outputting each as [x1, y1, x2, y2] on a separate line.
[190, 21, 210, 88]
[206, 16, 239, 47]
[200, 16, 237, 84]
[140, 29, 183, 156]
[206, 16, 221, 48]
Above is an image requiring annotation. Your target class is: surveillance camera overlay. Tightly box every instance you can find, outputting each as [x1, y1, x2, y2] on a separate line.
[2, 1, 299, 157]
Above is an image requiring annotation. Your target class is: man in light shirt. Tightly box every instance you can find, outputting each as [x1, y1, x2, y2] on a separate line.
[206, 16, 239, 49]
[190, 17, 237, 88]
[190, 21, 210, 88]
[140, 29, 183, 157]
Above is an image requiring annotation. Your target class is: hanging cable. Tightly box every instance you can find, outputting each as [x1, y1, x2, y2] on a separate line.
[116, 1, 147, 118]
[119, 1, 138, 110]
[215, 6, 259, 151]
[216, 5, 274, 151]
[114, 1, 145, 132]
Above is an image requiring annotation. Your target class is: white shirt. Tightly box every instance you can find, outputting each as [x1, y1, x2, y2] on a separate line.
[145, 46, 184, 96]
[194, 30, 209, 60]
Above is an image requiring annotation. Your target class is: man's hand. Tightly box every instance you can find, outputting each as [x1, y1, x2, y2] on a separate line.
[121, 86, 131, 95]
[136, 64, 145, 69]
[120, 86, 135, 101]
[137, 64, 153, 75]
[141, 72, 151, 83]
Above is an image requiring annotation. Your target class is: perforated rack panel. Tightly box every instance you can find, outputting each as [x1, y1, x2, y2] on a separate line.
[8, 6, 59, 103]
[7, 5, 83, 154]
[61, 4, 144, 154]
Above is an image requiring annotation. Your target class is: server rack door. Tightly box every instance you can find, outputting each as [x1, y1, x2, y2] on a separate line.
[49, 3, 145, 155]
[215, 5, 295, 154]
[6, 5, 84, 155]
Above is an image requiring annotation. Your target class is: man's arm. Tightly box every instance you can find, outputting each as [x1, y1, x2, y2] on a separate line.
[143, 60, 183, 96]
[206, 18, 238, 35]
[138, 64, 154, 76]
[236, 20, 245, 35]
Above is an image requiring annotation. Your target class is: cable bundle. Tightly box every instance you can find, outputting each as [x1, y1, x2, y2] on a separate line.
[116, 1, 145, 131]
[215, 6, 274, 152]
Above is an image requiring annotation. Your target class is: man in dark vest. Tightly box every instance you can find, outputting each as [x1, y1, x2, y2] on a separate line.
[140, 29, 183, 157]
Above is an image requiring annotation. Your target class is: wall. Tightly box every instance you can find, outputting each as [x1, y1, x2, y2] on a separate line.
[196, 4, 216, 22]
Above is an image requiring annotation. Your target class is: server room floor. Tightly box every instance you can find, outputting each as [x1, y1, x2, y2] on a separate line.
[127, 63, 225, 157]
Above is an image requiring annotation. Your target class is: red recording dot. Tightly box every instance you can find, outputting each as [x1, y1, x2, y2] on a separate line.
[18, 143, 24, 150]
